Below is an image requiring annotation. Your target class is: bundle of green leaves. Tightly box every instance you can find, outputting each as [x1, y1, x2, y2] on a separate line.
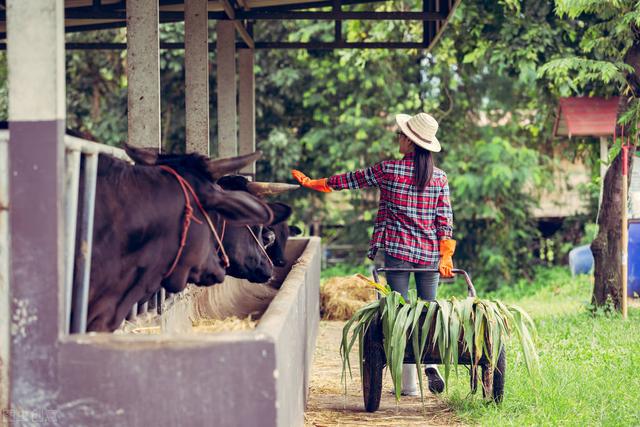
[340, 280, 540, 403]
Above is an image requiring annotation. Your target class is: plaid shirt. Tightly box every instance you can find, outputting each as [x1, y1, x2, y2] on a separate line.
[327, 152, 453, 265]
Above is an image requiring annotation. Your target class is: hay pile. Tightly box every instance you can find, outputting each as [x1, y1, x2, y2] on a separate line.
[320, 275, 380, 320]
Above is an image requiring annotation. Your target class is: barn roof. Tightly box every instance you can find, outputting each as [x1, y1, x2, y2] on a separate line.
[0, 0, 461, 50]
[553, 96, 620, 138]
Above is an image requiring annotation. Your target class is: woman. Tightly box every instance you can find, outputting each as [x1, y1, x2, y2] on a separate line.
[292, 112, 456, 396]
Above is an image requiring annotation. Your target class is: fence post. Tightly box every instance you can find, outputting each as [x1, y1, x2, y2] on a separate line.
[6, 0, 65, 414]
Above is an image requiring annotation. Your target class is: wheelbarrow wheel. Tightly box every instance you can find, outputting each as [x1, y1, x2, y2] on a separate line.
[481, 346, 506, 403]
[362, 323, 384, 412]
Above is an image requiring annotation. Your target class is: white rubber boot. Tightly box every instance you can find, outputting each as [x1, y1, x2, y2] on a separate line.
[401, 363, 420, 396]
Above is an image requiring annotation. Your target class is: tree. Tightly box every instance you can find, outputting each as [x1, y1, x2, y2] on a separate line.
[539, 0, 639, 310]
[0, 0, 609, 290]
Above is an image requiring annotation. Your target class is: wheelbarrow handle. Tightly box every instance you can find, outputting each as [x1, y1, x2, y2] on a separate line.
[372, 267, 477, 298]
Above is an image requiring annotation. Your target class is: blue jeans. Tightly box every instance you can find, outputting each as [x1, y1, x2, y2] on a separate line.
[383, 252, 439, 301]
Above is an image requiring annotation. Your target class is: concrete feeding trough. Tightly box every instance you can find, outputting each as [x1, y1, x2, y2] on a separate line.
[15, 237, 320, 426]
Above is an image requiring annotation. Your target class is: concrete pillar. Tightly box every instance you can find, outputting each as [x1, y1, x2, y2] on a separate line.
[216, 21, 237, 158]
[127, 0, 161, 150]
[185, 0, 210, 155]
[6, 0, 65, 414]
[238, 48, 255, 175]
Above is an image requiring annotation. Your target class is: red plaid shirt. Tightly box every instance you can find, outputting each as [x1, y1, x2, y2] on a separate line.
[327, 152, 453, 265]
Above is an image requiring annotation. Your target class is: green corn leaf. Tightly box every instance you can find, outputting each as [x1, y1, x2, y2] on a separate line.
[411, 301, 427, 404]
[407, 288, 418, 306]
[436, 300, 451, 386]
[481, 301, 496, 364]
[448, 298, 461, 386]
[474, 304, 485, 367]
[419, 301, 438, 366]
[390, 303, 412, 401]
[410, 300, 426, 337]
[460, 297, 475, 355]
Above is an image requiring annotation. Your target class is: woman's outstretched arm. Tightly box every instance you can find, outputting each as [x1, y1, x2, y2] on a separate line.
[326, 162, 385, 190]
[292, 162, 385, 192]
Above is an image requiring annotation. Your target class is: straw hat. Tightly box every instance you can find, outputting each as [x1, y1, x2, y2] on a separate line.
[395, 112, 441, 152]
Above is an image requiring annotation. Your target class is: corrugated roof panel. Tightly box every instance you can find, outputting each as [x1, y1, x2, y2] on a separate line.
[555, 97, 619, 137]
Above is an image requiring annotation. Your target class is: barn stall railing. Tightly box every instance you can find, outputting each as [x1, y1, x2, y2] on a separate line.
[63, 136, 169, 333]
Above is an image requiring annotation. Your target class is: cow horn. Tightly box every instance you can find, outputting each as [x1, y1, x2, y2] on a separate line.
[246, 182, 300, 196]
[207, 151, 263, 179]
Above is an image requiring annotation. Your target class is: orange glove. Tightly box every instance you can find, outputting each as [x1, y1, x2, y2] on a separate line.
[291, 169, 332, 193]
[439, 239, 456, 278]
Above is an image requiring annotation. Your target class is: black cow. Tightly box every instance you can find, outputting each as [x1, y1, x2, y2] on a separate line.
[216, 175, 301, 270]
[266, 220, 302, 267]
[76, 146, 273, 332]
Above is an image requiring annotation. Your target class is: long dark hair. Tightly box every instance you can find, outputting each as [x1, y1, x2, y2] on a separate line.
[414, 145, 434, 190]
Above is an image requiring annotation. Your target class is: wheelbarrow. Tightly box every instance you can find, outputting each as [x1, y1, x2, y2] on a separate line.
[362, 268, 506, 412]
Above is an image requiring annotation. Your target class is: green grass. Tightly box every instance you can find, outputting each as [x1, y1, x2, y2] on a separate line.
[440, 268, 640, 426]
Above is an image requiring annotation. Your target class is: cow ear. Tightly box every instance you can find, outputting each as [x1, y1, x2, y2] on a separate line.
[268, 202, 293, 225]
[216, 175, 249, 191]
[205, 186, 274, 226]
[124, 144, 159, 165]
[206, 151, 262, 179]
[289, 225, 302, 236]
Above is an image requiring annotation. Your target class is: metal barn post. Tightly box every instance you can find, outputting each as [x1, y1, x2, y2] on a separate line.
[6, 0, 65, 415]
[216, 21, 237, 158]
[239, 48, 256, 175]
[70, 153, 98, 333]
[63, 150, 81, 333]
[127, 0, 161, 150]
[185, 0, 210, 155]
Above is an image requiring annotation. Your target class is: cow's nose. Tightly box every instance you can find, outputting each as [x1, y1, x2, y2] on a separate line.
[211, 265, 226, 283]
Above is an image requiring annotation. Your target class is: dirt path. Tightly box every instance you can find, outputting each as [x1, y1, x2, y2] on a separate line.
[304, 321, 462, 426]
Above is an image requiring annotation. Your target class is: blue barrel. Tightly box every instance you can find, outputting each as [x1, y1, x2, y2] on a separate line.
[629, 220, 640, 298]
[568, 244, 594, 276]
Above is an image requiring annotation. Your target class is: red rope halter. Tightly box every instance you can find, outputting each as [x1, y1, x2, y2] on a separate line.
[159, 165, 230, 278]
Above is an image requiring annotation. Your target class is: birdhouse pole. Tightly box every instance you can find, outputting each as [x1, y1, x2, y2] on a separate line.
[621, 128, 629, 319]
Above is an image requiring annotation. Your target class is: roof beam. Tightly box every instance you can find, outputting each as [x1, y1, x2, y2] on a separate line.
[31, 41, 427, 50]
[61, 10, 446, 21]
[220, 0, 254, 49]
[230, 11, 447, 20]
[248, 0, 374, 12]
[253, 41, 426, 49]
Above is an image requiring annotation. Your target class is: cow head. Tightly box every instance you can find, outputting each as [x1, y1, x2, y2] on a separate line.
[216, 175, 299, 280]
[215, 176, 274, 283]
[264, 203, 301, 267]
[124, 145, 273, 291]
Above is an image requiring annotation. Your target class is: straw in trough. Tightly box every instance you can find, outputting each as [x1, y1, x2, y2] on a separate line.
[320, 274, 380, 320]
[191, 316, 257, 333]
[123, 315, 257, 335]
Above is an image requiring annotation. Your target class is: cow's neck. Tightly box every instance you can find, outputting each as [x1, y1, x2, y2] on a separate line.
[90, 155, 196, 331]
